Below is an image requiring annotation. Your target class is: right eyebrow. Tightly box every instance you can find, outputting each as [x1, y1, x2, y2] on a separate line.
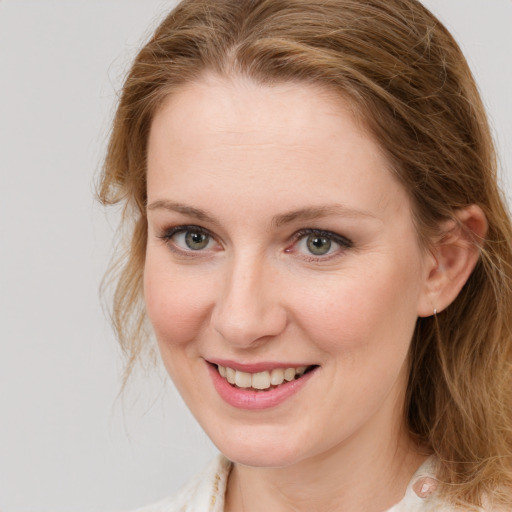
[147, 200, 221, 227]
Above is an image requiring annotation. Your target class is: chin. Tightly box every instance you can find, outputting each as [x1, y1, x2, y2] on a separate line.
[206, 424, 311, 468]
[221, 444, 302, 468]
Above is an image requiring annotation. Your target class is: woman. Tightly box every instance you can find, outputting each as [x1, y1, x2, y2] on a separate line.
[99, 0, 512, 510]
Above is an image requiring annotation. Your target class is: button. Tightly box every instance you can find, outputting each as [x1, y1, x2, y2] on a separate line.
[412, 477, 438, 498]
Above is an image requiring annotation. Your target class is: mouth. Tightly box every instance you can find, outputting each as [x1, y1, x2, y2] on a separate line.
[214, 363, 317, 392]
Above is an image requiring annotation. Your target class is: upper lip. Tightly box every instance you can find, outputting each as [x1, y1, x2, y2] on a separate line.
[207, 358, 315, 373]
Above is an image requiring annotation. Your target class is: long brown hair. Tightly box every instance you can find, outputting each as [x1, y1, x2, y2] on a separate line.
[99, 0, 512, 507]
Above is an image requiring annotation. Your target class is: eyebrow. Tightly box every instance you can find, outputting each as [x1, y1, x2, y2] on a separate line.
[271, 204, 376, 227]
[147, 200, 220, 225]
[147, 200, 376, 227]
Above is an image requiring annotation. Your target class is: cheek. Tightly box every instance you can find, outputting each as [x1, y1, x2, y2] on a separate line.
[294, 257, 423, 355]
[143, 253, 213, 348]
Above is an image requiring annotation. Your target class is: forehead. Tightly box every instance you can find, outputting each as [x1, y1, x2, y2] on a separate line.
[151, 75, 369, 154]
[147, 75, 409, 221]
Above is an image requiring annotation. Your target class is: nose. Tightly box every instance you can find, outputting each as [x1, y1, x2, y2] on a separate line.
[210, 253, 288, 348]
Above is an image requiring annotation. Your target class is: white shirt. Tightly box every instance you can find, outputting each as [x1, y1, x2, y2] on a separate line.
[130, 454, 468, 512]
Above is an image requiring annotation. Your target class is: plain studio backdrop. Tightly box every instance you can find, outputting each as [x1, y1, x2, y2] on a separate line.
[0, 1, 510, 511]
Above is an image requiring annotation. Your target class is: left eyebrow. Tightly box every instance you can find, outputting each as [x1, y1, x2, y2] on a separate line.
[271, 205, 377, 228]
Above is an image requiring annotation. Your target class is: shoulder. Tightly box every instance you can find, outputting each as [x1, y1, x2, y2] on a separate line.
[129, 455, 232, 512]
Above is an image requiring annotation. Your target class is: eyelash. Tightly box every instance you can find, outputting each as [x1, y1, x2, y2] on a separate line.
[157, 225, 353, 261]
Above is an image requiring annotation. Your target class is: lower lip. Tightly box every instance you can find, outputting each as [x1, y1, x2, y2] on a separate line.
[207, 364, 317, 410]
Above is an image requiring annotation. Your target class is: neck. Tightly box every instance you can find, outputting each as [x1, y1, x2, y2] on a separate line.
[224, 426, 427, 512]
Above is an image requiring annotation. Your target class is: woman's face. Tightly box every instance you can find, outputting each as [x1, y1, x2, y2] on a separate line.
[144, 76, 433, 467]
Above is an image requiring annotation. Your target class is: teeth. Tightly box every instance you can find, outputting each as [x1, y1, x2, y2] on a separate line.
[284, 368, 296, 381]
[226, 366, 236, 385]
[217, 364, 310, 390]
[252, 371, 270, 390]
[270, 368, 284, 386]
[235, 371, 252, 388]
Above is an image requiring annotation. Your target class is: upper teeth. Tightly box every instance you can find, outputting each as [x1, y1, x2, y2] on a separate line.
[217, 365, 308, 390]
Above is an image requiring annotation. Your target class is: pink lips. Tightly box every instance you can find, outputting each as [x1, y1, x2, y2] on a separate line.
[207, 362, 317, 410]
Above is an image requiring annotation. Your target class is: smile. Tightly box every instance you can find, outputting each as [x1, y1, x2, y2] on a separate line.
[207, 360, 319, 409]
[217, 364, 312, 391]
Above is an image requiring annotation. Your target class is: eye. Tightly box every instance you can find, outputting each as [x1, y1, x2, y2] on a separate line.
[159, 225, 217, 253]
[290, 229, 352, 259]
[182, 230, 211, 250]
[305, 234, 333, 256]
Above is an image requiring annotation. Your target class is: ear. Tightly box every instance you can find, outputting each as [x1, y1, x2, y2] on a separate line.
[417, 205, 488, 317]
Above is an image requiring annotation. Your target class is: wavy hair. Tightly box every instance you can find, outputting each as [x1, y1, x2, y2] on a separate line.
[99, 0, 512, 507]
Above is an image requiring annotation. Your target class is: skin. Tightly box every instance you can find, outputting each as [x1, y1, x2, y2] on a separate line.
[144, 75, 443, 511]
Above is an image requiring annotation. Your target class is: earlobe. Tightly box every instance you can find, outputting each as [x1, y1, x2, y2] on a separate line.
[417, 205, 488, 318]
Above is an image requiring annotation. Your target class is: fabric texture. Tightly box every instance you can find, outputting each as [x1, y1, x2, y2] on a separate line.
[130, 454, 470, 512]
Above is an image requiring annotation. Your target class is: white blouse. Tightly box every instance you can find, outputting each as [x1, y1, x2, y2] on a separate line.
[131, 454, 463, 512]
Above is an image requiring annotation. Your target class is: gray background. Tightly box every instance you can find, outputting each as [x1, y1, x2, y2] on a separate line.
[0, 1, 510, 511]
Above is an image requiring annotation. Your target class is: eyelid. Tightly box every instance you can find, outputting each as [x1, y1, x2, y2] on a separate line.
[292, 228, 352, 248]
[158, 224, 211, 239]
